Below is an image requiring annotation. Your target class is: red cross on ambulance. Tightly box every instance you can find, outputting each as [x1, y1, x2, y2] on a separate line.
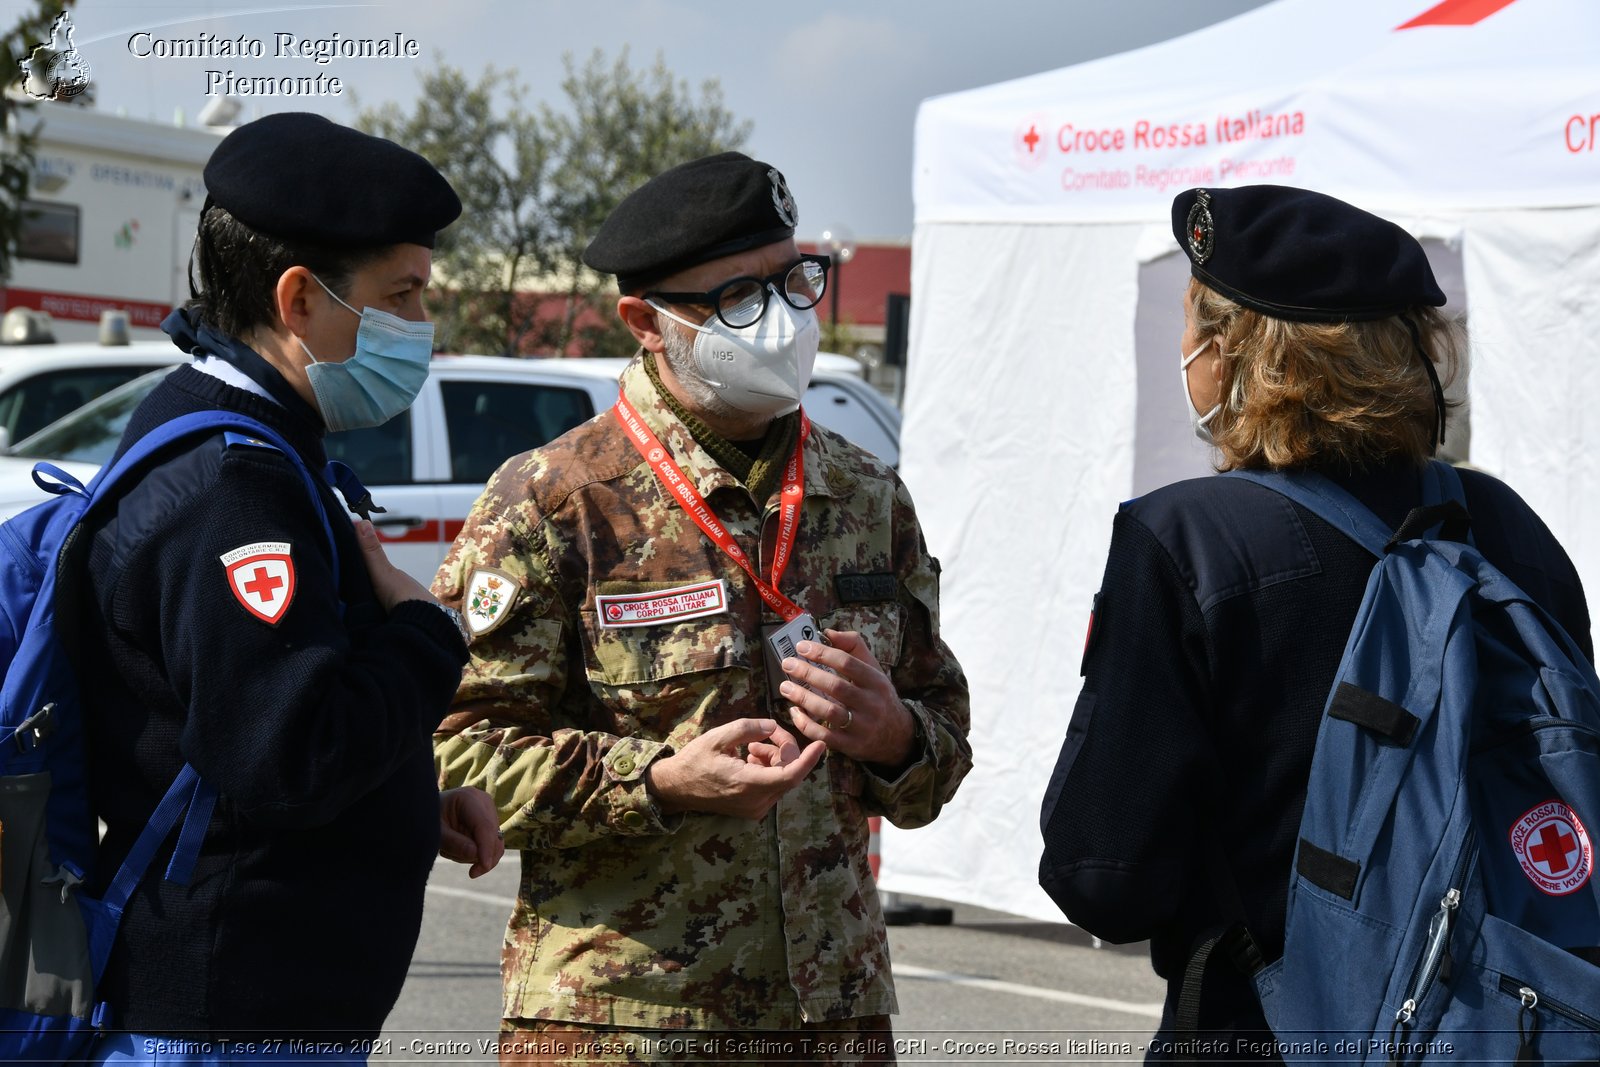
[220, 541, 296, 625]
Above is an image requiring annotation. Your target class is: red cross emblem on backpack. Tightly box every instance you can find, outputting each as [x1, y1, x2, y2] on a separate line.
[221, 541, 296, 625]
[1510, 800, 1593, 896]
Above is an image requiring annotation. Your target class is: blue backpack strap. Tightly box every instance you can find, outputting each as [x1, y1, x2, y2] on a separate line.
[1422, 459, 1477, 548]
[1222, 468, 1393, 557]
[163, 776, 218, 886]
[83, 411, 341, 590]
[1424, 458, 1464, 505]
[324, 460, 384, 522]
[216, 429, 340, 592]
[1225, 461, 1472, 557]
[88, 763, 207, 977]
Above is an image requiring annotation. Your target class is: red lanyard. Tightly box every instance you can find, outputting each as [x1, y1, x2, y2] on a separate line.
[613, 395, 811, 621]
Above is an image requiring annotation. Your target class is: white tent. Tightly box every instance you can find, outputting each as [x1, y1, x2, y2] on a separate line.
[888, 0, 1600, 923]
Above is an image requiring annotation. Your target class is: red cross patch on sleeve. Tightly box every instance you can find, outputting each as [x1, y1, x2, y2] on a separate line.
[221, 541, 296, 625]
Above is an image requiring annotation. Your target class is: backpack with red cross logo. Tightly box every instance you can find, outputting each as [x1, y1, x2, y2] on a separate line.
[1201, 463, 1600, 1064]
[0, 410, 339, 1062]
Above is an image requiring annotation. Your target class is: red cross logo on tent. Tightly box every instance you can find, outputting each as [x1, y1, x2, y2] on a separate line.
[1510, 800, 1593, 896]
[220, 541, 296, 625]
[1013, 114, 1048, 170]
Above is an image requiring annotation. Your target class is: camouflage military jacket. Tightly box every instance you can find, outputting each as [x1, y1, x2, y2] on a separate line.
[432, 355, 971, 1029]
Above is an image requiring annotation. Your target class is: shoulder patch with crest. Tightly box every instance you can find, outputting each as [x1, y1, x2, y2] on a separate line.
[465, 567, 520, 637]
[222, 541, 295, 625]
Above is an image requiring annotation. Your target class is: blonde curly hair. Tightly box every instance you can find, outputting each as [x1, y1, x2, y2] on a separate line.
[1187, 278, 1463, 472]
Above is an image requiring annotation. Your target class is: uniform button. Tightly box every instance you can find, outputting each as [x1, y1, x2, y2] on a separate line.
[614, 755, 636, 775]
[621, 810, 646, 830]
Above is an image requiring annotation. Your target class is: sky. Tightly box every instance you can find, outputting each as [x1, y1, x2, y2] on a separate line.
[5, 0, 1273, 239]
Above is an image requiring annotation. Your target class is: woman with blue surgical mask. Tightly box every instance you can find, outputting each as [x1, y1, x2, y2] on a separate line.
[74, 113, 502, 1067]
[296, 270, 436, 432]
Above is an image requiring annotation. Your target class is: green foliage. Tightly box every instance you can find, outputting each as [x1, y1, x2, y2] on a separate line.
[0, 0, 78, 280]
[359, 48, 750, 357]
[359, 64, 555, 356]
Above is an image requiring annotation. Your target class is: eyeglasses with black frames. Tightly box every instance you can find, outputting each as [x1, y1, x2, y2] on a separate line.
[645, 254, 831, 330]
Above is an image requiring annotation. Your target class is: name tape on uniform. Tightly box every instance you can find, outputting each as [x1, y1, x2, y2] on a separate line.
[595, 579, 729, 629]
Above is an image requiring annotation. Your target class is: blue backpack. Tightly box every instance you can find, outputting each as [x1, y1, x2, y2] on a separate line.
[1223, 462, 1600, 1064]
[0, 411, 340, 1062]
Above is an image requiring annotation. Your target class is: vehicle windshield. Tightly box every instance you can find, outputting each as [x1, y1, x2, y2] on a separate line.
[10, 366, 175, 463]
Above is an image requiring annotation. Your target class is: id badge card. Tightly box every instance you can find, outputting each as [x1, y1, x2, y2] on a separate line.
[761, 612, 833, 703]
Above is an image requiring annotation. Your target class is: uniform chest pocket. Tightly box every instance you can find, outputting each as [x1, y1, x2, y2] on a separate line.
[580, 609, 750, 686]
[819, 603, 905, 671]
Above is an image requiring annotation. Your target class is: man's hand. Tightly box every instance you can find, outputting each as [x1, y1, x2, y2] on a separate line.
[439, 786, 506, 878]
[780, 630, 916, 767]
[355, 519, 440, 613]
[646, 718, 825, 820]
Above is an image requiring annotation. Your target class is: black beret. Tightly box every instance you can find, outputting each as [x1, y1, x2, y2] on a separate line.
[1172, 185, 1445, 322]
[583, 152, 798, 291]
[204, 112, 461, 249]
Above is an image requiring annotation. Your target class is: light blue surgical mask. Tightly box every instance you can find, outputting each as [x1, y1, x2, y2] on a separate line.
[297, 273, 434, 432]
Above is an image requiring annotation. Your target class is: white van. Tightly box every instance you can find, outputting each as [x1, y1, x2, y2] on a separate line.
[2, 106, 220, 343]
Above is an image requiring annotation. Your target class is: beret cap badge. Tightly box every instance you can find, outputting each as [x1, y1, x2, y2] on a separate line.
[1186, 189, 1215, 265]
[769, 168, 798, 228]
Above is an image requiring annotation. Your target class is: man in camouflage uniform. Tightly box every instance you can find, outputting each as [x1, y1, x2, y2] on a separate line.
[433, 153, 971, 1066]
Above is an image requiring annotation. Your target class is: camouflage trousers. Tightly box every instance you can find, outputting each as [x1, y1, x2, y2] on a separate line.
[493, 1016, 896, 1067]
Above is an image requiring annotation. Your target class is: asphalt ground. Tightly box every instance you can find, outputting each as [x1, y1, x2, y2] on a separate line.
[377, 856, 1169, 1065]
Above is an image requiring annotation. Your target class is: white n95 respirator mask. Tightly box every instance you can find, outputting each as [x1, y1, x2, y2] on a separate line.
[650, 293, 820, 417]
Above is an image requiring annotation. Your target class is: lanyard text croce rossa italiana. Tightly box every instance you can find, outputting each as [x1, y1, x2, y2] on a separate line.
[613, 395, 811, 622]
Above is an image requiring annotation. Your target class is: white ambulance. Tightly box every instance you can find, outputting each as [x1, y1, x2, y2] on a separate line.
[2, 101, 222, 343]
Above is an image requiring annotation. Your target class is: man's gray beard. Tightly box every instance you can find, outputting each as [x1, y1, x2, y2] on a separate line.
[660, 319, 743, 423]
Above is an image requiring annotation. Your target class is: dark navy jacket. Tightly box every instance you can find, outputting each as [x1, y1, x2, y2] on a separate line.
[1038, 463, 1591, 1056]
[74, 320, 467, 1040]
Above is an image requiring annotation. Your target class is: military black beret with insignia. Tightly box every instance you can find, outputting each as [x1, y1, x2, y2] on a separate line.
[204, 112, 461, 249]
[583, 152, 799, 292]
[1171, 185, 1445, 323]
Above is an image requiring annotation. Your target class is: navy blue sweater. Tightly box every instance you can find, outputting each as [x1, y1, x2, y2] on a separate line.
[75, 359, 467, 1040]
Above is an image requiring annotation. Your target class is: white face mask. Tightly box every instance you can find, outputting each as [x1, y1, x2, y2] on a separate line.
[1181, 338, 1222, 444]
[649, 292, 820, 417]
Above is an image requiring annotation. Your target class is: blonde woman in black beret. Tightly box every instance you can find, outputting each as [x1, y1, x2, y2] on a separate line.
[1039, 186, 1591, 1062]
